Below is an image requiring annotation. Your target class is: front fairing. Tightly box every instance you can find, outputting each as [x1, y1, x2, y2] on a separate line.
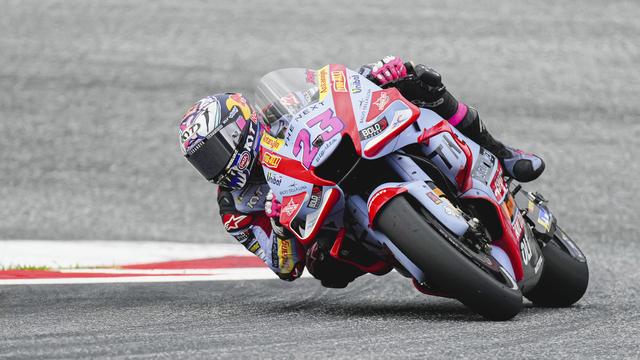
[253, 64, 423, 244]
[254, 65, 376, 243]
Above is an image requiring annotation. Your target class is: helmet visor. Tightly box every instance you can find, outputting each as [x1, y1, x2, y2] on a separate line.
[184, 131, 236, 182]
[185, 118, 258, 190]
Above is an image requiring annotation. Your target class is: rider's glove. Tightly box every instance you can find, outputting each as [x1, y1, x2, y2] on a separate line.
[265, 191, 305, 281]
[391, 63, 452, 110]
[265, 190, 289, 239]
[360, 56, 408, 85]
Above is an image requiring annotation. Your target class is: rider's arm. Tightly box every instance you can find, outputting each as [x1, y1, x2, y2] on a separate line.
[217, 188, 305, 280]
[396, 62, 479, 130]
[358, 56, 479, 130]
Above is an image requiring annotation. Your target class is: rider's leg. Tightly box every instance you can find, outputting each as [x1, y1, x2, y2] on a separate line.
[398, 63, 545, 182]
[451, 105, 545, 182]
[306, 230, 392, 288]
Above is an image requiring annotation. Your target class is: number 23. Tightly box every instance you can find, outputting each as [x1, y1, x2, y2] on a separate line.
[293, 109, 344, 169]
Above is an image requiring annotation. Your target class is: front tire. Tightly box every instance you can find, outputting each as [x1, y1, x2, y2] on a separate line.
[524, 233, 589, 307]
[375, 196, 523, 321]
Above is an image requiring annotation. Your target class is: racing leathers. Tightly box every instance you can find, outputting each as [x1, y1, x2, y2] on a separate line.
[217, 182, 380, 287]
[217, 183, 305, 281]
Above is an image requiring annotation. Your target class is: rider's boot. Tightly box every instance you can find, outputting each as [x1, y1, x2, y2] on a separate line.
[396, 63, 545, 182]
[454, 108, 545, 182]
[306, 230, 392, 289]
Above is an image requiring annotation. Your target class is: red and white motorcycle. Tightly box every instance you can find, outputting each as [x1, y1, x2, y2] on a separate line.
[254, 64, 588, 320]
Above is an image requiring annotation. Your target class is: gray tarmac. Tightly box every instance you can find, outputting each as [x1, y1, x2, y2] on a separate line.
[1, 247, 639, 360]
[1, 0, 639, 358]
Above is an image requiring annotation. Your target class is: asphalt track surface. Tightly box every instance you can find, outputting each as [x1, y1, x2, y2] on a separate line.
[1, 0, 640, 358]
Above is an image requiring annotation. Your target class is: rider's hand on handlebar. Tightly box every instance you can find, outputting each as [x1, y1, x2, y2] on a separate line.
[265, 190, 281, 218]
[265, 190, 290, 239]
[365, 56, 408, 85]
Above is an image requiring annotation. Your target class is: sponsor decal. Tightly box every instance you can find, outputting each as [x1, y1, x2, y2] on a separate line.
[331, 70, 347, 92]
[279, 192, 308, 226]
[282, 197, 299, 217]
[226, 93, 252, 120]
[373, 92, 390, 110]
[314, 136, 339, 163]
[357, 92, 371, 122]
[266, 172, 282, 186]
[317, 65, 330, 101]
[537, 207, 551, 231]
[232, 229, 252, 243]
[277, 238, 295, 273]
[359, 118, 388, 140]
[279, 184, 308, 196]
[260, 132, 284, 152]
[237, 151, 250, 170]
[293, 101, 324, 122]
[520, 231, 533, 265]
[302, 88, 315, 103]
[227, 106, 239, 121]
[271, 240, 279, 269]
[305, 69, 316, 84]
[223, 214, 249, 231]
[533, 254, 543, 273]
[426, 192, 442, 205]
[213, 124, 256, 188]
[513, 212, 525, 240]
[500, 194, 516, 220]
[349, 74, 362, 94]
[262, 152, 282, 169]
[180, 122, 201, 144]
[248, 239, 266, 261]
[245, 186, 264, 209]
[279, 93, 300, 107]
[307, 186, 322, 209]
[490, 166, 508, 201]
[389, 109, 413, 129]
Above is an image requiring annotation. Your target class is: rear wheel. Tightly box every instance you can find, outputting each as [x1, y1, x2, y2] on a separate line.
[524, 229, 589, 307]
[375, 196, 523, 321]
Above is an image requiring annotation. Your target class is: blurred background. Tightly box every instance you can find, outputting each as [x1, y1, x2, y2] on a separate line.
[1, 0, 638, 249]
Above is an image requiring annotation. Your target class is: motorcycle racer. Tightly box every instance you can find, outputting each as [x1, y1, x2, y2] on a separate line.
[178, 56, 545, 288]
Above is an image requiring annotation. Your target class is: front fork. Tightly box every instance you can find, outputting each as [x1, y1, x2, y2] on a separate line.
[513, 187, 586, 263]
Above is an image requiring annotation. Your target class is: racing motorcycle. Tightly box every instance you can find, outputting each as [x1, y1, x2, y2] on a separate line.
[254, 64, 588, 320]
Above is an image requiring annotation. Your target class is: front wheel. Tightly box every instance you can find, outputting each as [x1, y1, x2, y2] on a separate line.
[375, 196, 523, 321]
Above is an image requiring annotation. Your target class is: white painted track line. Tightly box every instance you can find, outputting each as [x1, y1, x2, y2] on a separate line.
[0, 240, 248, 269]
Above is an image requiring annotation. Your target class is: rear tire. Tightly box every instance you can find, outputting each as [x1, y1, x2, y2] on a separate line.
[524, 238, 589, 307]
[375, 196, 523, 321]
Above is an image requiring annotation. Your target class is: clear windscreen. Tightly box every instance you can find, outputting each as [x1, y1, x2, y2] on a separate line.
[254, 68, 321, 138]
